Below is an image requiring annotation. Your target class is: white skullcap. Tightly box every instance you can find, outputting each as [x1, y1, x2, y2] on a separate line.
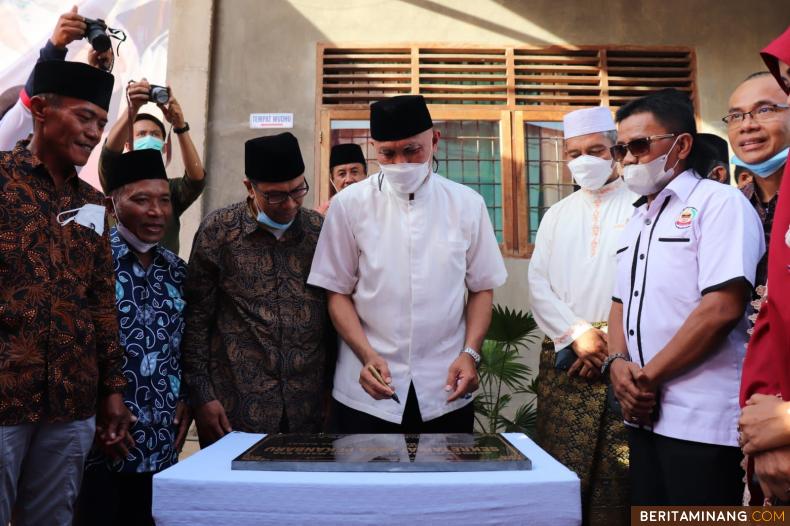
[563, 107, 615, 140]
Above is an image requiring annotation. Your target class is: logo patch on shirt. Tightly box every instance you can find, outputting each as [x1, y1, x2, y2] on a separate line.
[675, 207, 698, 229]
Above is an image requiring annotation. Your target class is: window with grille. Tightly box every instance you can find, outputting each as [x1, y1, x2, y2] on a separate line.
[316, 44, 697, 257]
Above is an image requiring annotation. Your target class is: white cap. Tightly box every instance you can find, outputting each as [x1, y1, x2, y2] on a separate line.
[563, 107, 615, 140]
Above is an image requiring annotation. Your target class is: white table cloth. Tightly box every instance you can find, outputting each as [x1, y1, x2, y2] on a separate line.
[153, 432, 580, 525]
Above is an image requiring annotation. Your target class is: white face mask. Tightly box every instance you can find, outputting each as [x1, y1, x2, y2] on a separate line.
[57, 203, 106, 236]
[622, 137, 682, 196]
[116, 221, 158, 253]
[381, 160, 431, 194]
[567, 155, 614, 191]
[111, 198, 158, 253]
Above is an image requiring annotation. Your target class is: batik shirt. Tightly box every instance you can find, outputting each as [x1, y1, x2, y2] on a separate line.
[87, 227, 187, 473]
[182, 203, 331, 433]
[0, 141, 125, 425]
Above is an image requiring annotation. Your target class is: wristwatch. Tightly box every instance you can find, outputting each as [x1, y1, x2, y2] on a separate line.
[601, 353, 629, 383]
[174, 122, 190, 134]
[462, 347, 481, 367]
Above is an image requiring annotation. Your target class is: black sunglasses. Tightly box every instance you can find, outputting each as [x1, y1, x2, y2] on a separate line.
[609, 134, 676, 162]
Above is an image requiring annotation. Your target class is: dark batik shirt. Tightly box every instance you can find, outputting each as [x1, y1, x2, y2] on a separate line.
[0, 141, 125, 425]
[741, 181, 777, 333]
[181, 202, 330, 433]
[87, 228, 187, 473]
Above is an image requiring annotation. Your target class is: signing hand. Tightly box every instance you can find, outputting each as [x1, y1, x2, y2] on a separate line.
[740, 394, 790, 455]
[445, 352, 479, 402]
[359, 355, 395, 400]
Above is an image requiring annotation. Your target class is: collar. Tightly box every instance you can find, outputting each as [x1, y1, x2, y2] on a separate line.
[378, 171, 435, 201]
[110, 226, 177, 267]
[632, 169, 700, 209]
[13, 139, 79, 187]
[581, 176, 626, 201]
[241, 198, 304, 241]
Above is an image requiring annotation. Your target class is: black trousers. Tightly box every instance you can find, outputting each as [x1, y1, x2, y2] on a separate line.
[629, 427, 744, 505]
[73, 467, 155, 526]
[332, 383, 474, 433]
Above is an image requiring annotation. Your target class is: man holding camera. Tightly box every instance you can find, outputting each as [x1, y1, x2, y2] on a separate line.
[0, 5, 114, 150]
[99, 79, 206, 253]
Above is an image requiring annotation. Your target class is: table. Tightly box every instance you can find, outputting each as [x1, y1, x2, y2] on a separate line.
[153, 432, 580, 525]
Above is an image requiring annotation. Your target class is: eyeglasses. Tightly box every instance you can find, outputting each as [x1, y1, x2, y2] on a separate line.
[721, 103, 790, 126]
[609, 134, 676, 162]
[255, 181, 310, 205]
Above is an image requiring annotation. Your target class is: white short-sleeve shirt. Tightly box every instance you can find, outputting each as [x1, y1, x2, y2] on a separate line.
[613, 170, 765, 447]
[308, 173, 508, 423]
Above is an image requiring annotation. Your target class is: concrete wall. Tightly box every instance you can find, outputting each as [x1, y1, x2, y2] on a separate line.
[169, 0, 788, 308]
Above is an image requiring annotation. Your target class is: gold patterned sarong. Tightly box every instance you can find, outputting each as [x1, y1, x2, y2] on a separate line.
[535, 328, 629, 526]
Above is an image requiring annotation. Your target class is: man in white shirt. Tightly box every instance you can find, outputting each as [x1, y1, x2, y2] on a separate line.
[308, 95, 507, 433]
[528, 107, 634, 526]
[604, 89, 765, 505]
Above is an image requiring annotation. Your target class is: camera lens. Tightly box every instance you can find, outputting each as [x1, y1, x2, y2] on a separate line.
[85, 20, 111, 53]
[150, 86, 169, 104]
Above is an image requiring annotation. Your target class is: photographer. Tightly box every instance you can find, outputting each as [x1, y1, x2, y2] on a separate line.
[0, 5, 113, 150]
[99, 79, 206, 253]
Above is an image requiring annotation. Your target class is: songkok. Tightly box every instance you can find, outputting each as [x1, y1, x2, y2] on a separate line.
[105, 149, 167, 193]
[370, 95, 433, 141]
[245, 132, 305, 183]
[30, 60, 114, 112]
[696, 133, 729, 164]
[563, 107, 615, 140]
[330, 143, 367, 170]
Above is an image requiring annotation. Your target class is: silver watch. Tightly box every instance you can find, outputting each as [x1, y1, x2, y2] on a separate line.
[462, 347, 481, 367]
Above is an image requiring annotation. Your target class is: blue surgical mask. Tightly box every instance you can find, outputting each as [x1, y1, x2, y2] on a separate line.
[732, 147, 789, 178]
[134, 135, 165, 152]
[253, 200, 293, 231]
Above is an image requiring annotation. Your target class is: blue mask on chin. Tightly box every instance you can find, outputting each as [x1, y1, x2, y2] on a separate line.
[255, 206, 293, 230]
[732, 147, 789, 178]
[133, 135, 165, 152]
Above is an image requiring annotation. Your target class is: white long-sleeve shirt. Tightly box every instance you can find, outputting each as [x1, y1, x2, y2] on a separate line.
[528, 178, 636, 351]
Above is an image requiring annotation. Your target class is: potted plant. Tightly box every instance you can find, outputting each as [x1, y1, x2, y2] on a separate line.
[474, 305, 540, 435]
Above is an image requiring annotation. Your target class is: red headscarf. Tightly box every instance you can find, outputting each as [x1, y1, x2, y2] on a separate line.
[740, 25, 790, 407]
[761, 25, 790, 95]
[740, 25, 790, 505]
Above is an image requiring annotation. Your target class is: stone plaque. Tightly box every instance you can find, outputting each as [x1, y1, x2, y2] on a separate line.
[232, 433, 532, 472]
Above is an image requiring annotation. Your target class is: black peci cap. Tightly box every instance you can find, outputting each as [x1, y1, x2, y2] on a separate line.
[105, 149, 167, 193]
[31, 60, 114, 112]
[370, 95, 433, 141]
[245, 132, 305, 183]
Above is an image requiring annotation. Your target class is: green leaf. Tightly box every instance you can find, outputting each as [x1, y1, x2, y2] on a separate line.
[485, 306, 538, 347]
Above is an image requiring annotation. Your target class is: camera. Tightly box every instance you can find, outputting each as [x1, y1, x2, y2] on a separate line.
[83, 18, 111, 53]
[149, 85, 170, 104]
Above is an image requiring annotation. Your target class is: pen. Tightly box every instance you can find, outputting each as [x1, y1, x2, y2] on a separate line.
[366, 364, 400, 404]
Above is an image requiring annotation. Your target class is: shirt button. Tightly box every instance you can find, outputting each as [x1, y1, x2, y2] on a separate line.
[634, 291, 639, 297]
[629, 329, 635, 336]
[639, 254, 645, 260]
[644, 218, 652, 226]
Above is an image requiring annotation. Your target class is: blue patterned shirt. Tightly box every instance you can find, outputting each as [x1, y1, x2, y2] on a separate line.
[86, 227, 187, 473]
